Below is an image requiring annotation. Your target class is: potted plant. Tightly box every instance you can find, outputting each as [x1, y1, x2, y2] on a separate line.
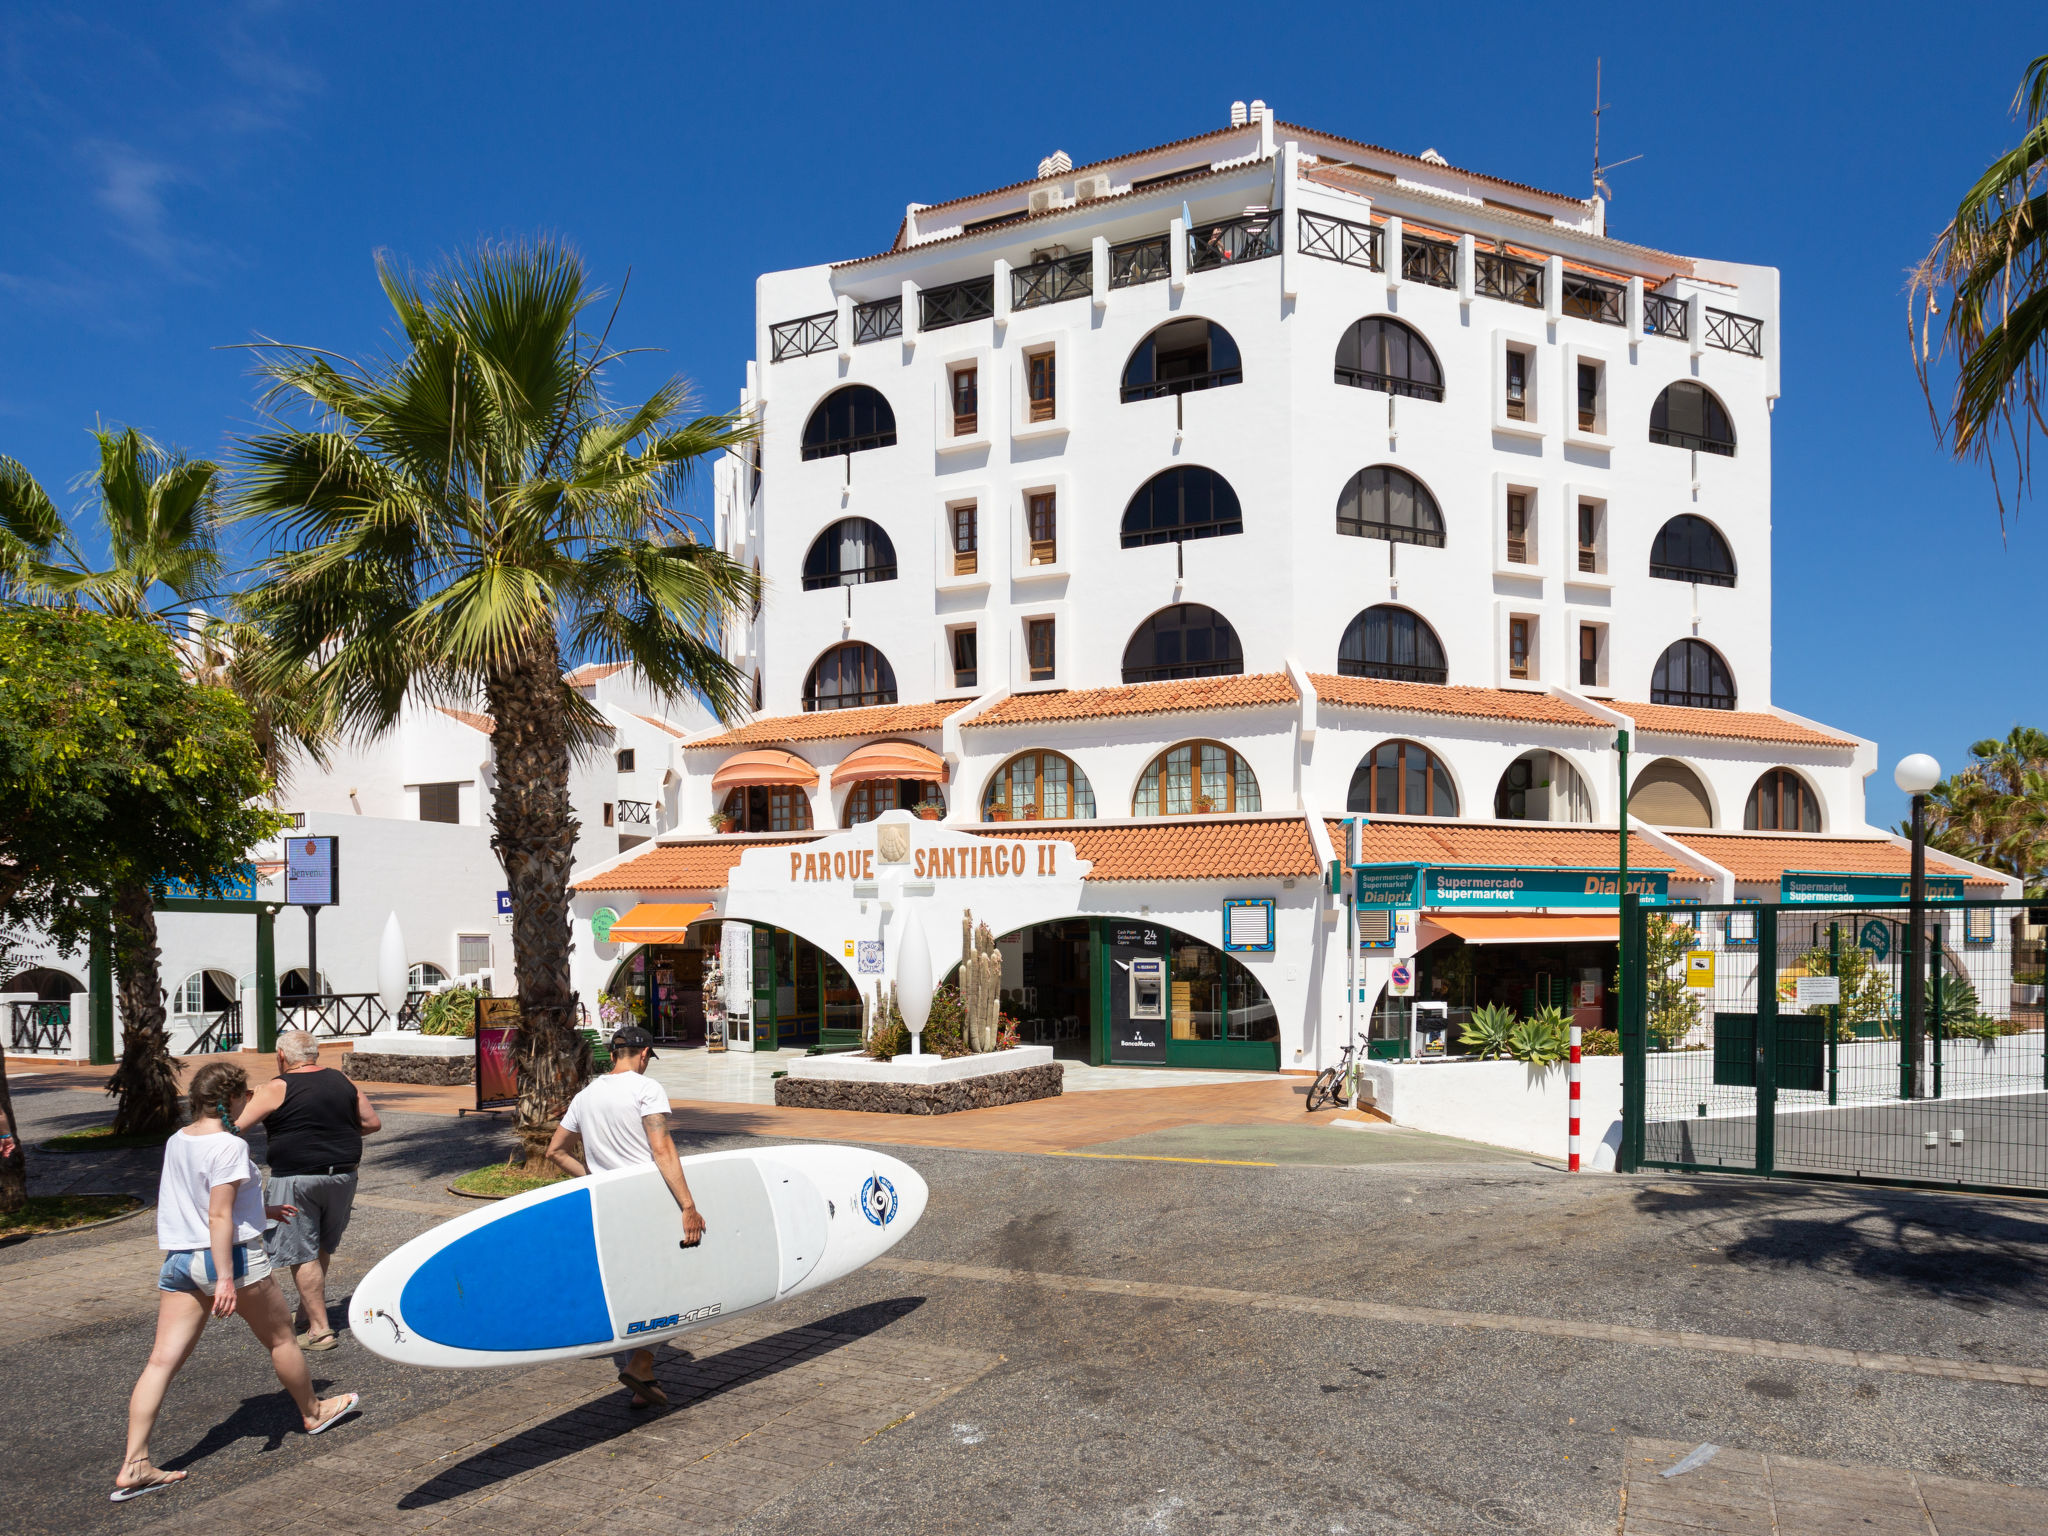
[709, 810, 735, 833]
[1192, 794, 1216, 814]
[914, 799, 944, 821]
[988, 804, 1010, 822]
[1021, 803, 1040, 820]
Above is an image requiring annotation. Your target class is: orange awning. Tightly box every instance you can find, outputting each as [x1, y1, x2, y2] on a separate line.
[831, 739, 947, 788]
[709, 749, 819, 794]
[1419, 914, 1619, 946]
[605, 901, 714, 944]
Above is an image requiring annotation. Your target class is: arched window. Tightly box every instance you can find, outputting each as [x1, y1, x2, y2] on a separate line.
[1121, 319, 1242, 401]
[1, 967, 81, 1000]
[1135, 741, 1261, 816]
[1651, 639, 1735, 710]
[802, 518, 897, 590]
[407, 962, 448, 993]
[1632, 758, 1713, 828]
[173, 970, 238, 1016]
[1121, 466, 1243, 547]
[1336, 467, 1445, 548]
[983, 751, 1097, 821]
[1746, 769, 1821, 832]
[1649, 381, 1735, 456]
[721, 785, 813, 832]
[1338, 606, 1447, 684]
[1347, 740, 1458, 817]
[801, 385, 897, 460]
[1122, 604, 1245, 683]
[1494, 750, 1592, 822]
[1334, 317, 1443, 401]
[1649, 515, 1736, 587]
[803, 642, 896, 712]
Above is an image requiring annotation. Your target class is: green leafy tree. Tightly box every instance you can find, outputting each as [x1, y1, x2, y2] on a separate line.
[1916, 727, 2048, 894]
[0, 610, 283, 1185]
[1641, 914, 1704, 1049]
[236, 239, 759, 1165]
[1911, 54, 2048, 524]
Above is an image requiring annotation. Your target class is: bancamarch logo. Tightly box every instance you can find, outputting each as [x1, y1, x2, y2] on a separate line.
[626, 1302, 722, 1335]
[861, 1173, 898, 1227]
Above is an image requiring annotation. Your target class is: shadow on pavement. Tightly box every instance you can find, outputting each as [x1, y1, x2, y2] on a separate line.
[395, 1296, 927, 1508]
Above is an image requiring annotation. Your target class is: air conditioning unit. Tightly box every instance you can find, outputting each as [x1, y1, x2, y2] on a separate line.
[1074, 173, 1113, 202]
[1028, 186, 1068, 215]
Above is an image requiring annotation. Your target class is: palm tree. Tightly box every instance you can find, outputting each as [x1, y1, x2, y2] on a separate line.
[1910, 53, 2048, 525]
[237, 239, 759, 1164]
[1922, 726, 2048, 893]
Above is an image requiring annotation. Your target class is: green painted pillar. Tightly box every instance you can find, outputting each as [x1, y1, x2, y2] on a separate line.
[255, 906, 278, 1053]
[89, 909, 114, 1065]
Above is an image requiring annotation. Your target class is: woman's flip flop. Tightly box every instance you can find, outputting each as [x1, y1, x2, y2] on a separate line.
[110, 1468, 187, 1502]
[617, 1371, 669, 1408]
[306, 1392, 360, 1435]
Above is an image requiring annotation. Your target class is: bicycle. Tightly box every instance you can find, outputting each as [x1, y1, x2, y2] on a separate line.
[1306, 1035, 1361, 1112]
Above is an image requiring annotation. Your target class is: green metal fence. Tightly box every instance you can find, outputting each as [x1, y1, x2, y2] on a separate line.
[1619, 894, 2048, 1196]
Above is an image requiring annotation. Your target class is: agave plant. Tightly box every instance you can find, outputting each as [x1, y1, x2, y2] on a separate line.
[1458, 1002, 1517, 1060]
[1508, 1006, 1572, 1067]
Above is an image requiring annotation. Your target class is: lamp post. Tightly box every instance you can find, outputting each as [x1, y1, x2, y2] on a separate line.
[1894, 753, 1941, 1100]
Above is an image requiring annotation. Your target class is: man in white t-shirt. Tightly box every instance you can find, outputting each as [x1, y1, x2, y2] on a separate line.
[546, 1026, 704, 1407]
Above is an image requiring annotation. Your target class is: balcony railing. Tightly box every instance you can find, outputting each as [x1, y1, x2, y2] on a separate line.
[1187, 213, 1279, 273]
[1649, 426, 1737, 458]
[1475, 250, 1543, 308]
[769, 310, 834, 362]
[616, 798, 653, 827]
[187, 1005, 244, 1055]
[1706, 307, 1764, 357]
[281, 992, 388, 1037]
[9, 999, 70, 1053]
[1335, 365, 1445, 402]
[1298, 211, 1380, 271]
[1560, 273, 1625, 326]
[920, 277, 995, 332]
[1400, 233, 1457, 289]
[1011, 252, 1091, 311]
[1120, 366, 1243, 402]
[1108, 235, 1169, 288]
[853, 297, 901, 344]
[1643, 291, 1688, 340]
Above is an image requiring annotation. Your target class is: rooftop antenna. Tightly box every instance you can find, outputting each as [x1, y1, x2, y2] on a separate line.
[1590, 57, 1642, 204]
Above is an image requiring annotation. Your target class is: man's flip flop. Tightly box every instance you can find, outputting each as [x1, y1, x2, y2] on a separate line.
[301, 1331, 340, 1351]
[306, 1392, 360, 1435]
[617, 1371, 669, 1408]
[109, 1469, 186, 1502]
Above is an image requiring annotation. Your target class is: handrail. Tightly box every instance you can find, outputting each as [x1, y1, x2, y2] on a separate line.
[1560, 273, 1625, 326]
[919, 277, 994, 332]
[1475, 249, 1543, 308]
[1298, 211, 1380, 271]
[852, 297, 901, 344]
[278, 992, 388, 1037]
[1400, 234, 1457, 290]
[615, 798, 654, 827]
[1108, 235, 1170, 288]
[1643, 291, 1688, 340]
[1120, 366, 1242, 403]
[1011, 252, 1091, 310]
[1187, 213, 1279, 273]
[769, 310, 835, 362]
[1705, 307, 1764, 356]
[8, 999, 71, 1053]
[188, 1004, 244, 1055]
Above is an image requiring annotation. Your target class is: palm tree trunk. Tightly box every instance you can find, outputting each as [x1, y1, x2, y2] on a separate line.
[105, 882, 180, 1136]
[0, 1043, 26, 1212]
[487, 635, 591, 1170]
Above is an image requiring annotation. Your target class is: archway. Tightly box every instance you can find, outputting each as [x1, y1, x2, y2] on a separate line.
[605, 920, 862, 1052]
[1632, 758, 1713, 827]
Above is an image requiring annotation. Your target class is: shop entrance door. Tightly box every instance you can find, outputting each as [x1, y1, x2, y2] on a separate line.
[745, 927, 863, 1053]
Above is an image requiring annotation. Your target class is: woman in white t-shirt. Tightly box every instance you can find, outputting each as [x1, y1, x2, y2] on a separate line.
[112, 1061, 362, 1502]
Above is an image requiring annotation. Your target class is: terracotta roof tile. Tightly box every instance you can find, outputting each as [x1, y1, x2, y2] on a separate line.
[1325, 819, 1716, 883]
[1616, 702, 1854, 748]
[981, 815, 1318, 881]
[1673, 834, 2001, 887]
[564, 661, 627, 686]
[687, 701, 963, 748]
[972, 673, 1297, 727]
[436, 707, 495, 735]
[1308, 675, 1604, 728]
[634, 713, 687, 738]
[573, 838, 815, 893]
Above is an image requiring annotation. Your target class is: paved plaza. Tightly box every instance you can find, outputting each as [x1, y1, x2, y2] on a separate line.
[7, 1053, 2048, 1533]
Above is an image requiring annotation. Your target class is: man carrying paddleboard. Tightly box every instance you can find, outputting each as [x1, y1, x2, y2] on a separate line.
[546, 1026, 705, 1407]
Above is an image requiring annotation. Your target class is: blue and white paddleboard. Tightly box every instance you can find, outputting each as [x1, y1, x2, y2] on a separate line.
[351, 1145, 926, 1369]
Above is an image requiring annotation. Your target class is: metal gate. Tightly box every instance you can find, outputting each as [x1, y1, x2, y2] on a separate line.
[1619, 895, 2048, 1196]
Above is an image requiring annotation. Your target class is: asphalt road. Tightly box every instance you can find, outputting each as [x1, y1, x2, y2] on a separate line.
[7, 1076, 2048, 1535]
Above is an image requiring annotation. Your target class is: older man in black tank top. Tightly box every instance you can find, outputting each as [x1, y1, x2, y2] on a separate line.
[237, 1031, 383, 1349]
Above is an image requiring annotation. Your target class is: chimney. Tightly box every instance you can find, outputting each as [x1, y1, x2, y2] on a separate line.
[1249, 99, 1267, 123]
[1230, 100, 1247, 127]
[1036, 150, 1073, 180]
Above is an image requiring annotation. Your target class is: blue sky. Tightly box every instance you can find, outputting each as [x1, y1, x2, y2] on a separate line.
[1, 1, 2040, 828]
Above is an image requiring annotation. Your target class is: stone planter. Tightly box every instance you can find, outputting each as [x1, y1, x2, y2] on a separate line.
[774, 1045, 1061, 1115]
[343, 1032, 474, 1086]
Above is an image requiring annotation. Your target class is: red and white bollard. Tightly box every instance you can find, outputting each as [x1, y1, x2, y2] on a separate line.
[1567, 1023, 1582, 1172]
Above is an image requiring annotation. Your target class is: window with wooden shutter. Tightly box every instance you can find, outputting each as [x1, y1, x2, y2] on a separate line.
[1027, 351, 1056, 422]
[1028, 492, 1057, 565]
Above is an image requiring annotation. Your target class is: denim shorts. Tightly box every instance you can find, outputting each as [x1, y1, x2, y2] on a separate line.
[159, 1240, 272, 1296]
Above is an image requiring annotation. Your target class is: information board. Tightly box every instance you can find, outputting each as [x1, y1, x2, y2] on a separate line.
[1223, 897, 1275, 952]
[284, 836, 338, 906]
[158, 865, 259, 902]
[474, 996, 519, 1111]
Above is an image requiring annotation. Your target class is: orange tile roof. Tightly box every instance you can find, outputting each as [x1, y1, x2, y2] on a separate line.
[436, 707, 495, 735]
[634, 713, 687, 738]
[1616, 702, 1855, 748]
[573, 838, 816, 893]
[565, 661, 628, 686]
[687, 701, 963, 748]
[1308, 675, 1605, 728]
[971, 673, 1297, 727]
[1672, 834, 2001, 887]
[1325, 820, 1716, 883]
[980, 816, 1319, 881]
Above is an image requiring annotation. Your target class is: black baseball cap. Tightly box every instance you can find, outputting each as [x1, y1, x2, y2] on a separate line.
[610, 1026, 657, 1058]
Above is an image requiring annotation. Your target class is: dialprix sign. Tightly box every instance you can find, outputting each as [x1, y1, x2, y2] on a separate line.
[1352, 864, 1424, 908]
[1423, 866, 1670, 908]
[1780, 871, 1964, 905]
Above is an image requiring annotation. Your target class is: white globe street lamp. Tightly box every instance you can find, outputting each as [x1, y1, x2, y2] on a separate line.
[1893, 754, 1941, 796]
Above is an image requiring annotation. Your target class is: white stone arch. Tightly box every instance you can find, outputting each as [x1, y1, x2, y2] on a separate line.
[1124, 738, 1265, 818]
[1630, 754, 1721, 829]
[1344, 733, 1467, 819]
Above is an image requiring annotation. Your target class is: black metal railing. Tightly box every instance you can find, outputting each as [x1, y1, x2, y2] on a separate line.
[1334, 366, 1445, 402]
[1120, 366, 1244, 403]
[1560, 273, 1625, 326]
[769, 311, 835, 362]
[1011, 252, 1091, 310]
[1649, 425, 1738, 458]
[1108, 235, 1170, 288]
[1298, 211, 1380, 271]
[1338, 658, 1450, 685]
[1187, 213, 1279, 273]
[397, 995, 424, 1031]
[615, 798, 653, 827]
[9, 999, 70, 1053]
[919, 277, 995, 332]
[1643, 291, 1688, 340]
[852, 297, 901, 344]
[1706, 307, 1764, 357]
[1400, 233, 1457, 289]
[280, 992, 388, 1037]
[187, 1004, 244, 1055]
[1475, 250, 1543, 308]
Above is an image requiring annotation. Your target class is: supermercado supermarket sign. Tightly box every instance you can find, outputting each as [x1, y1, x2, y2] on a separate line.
[1424, 866, 1669, 908]
[1780, 871, 1964, 905]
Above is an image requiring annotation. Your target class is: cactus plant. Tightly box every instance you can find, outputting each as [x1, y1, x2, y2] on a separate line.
[959, 909, 1003, 1053]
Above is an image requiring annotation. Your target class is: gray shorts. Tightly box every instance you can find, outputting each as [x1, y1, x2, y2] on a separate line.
[266, 1171, 357, 1266]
